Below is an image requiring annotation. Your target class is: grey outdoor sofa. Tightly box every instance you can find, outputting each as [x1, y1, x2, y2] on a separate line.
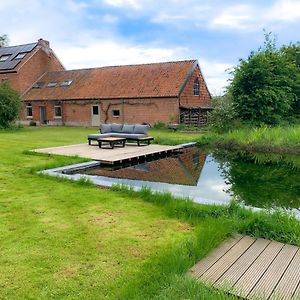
[88, 123, 152, 146]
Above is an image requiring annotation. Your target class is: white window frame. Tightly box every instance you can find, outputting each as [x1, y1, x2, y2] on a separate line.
[26, 104, 33, 119]
[193, 77, 200, 96]
[54, 105, 62, 118]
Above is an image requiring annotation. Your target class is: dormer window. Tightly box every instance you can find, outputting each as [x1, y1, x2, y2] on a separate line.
[0, 55, 10, 62]
[60, 80, 73, 87]
[47, 81, 58, 88]
[193, 77, 200, 96]
[15, 53, 26, 60]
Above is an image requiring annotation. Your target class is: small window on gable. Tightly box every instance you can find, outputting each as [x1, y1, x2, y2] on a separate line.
[193, 77, 200, 96]
[54, 105, 62, 118]
[26, 103, 33, 118]
[112, 109, 120, 117]
[47, 81, 58, 88]
[15, 53, 26, 60]
[60, 80, 73, 87]
[0, 55, 10, 62]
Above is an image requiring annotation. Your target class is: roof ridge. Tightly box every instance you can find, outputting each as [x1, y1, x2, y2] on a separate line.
[44, 59, 197, 74]
[0, 42, 37, 50]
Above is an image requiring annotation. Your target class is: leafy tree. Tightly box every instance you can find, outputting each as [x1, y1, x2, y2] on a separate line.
[0, 34, 8, 47]
[229, 33, 299, 125]
[0, 82, 21, 128]
[280, 43, 300, 117]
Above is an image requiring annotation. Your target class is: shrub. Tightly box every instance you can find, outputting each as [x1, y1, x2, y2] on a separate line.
[0, 82, 21, 128]
[209, 94, 238, 133]
[229, 33, 299, 125]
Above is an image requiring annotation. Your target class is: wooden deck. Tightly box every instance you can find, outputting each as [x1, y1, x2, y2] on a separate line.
[189, 235, 300, 299]
[33, 143, 182, 164]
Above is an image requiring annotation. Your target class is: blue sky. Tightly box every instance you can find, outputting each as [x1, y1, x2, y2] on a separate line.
[0, 0, 299, 94]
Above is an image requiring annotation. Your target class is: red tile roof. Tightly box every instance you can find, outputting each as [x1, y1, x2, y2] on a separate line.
[23, 60, 197, 101]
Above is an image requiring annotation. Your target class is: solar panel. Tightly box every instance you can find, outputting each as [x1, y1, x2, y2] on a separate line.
[0, 42, 37, 71]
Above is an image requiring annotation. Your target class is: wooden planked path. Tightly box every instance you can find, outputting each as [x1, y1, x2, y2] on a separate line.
[189, 235, 300, 299]
[33, 143, 182, 164]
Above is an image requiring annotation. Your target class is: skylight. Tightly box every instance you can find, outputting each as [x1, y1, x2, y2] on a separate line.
[60, 80, 73, 86]
[15, 53, 26, 60]
[32, 82, 44, 89]
[0, 55, 10, 62]
[47, 81, 58, 87]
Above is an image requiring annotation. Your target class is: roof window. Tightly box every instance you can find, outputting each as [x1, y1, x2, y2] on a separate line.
[15, 53, 27, 60]
[60, 80, 73, 87]
[0, 55, 10, 62]
[47, 81, 58, 88]
[32, 82, 44, 89]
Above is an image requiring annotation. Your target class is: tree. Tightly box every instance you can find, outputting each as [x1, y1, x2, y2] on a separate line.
[0, 34, 8, 47]
[280, 43, 300, 116]
[0, 82, 21, 128]
[229, 33, 299, 125]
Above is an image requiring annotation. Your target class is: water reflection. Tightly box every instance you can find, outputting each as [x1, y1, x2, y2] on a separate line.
[78, 147, 300, 210]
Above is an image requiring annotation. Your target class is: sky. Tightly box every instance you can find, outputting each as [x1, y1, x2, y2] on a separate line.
[0, 0, 299, 95]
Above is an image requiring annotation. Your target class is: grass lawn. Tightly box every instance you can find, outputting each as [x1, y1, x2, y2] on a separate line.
[0, 127, 299, 299]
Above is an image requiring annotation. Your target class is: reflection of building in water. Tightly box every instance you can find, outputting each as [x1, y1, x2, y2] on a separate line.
[86, 147, 207, 186]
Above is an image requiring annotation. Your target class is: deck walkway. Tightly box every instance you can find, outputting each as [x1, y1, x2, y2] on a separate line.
[189, 235, 300, 299]
[33, 143, 182, 164]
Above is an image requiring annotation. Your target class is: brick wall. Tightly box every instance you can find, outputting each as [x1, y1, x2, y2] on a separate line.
[101, 98, 179, 124]
[21, 97, 179, 126]
[179, 65, 211, 108]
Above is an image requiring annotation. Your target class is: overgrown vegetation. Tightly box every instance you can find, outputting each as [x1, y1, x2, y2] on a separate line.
[0, 127, 299, 299]
[0, 82, 21, 128]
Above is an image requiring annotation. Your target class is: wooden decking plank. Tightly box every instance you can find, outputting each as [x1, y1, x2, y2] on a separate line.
[200, 236, 255, 284]
[248, 244, 298, 300]
[189, 235, 243, 279]
[34, 143, 181, 163]
[269, 249, 300, 300]
[215, 238, 270, 289]
[233, 240, 284, 299]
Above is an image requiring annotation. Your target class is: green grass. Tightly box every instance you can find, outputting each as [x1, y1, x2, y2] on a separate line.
[197, 125, 300, 154]
[0, 127, 299, 299]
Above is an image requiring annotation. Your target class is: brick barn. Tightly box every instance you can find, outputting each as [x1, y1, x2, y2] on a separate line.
[0, 39, 212, 127]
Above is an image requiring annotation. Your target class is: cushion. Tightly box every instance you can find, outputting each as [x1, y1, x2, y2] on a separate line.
[133, 124, 149, 134]
[122, 124, 135, 134]
[113, 133, 146, 139]
[100, 123, 112, 133]
[111, 123, 123, 133]
[88, 133, 112, 139]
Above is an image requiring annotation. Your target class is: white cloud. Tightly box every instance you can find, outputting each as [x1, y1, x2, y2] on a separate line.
[56, 39, 187, 69]
[211, 5, 255, 30]
[266, 0, 300, 22]
[200, 60, 232, 95]
[103, 0, 141, 10]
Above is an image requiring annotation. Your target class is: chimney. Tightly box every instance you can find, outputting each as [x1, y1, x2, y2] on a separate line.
[38, 38, 50, 49]
[37, 38, 51, 56]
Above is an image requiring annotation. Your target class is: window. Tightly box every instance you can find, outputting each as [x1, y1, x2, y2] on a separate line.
[60, 80, 73, 87]
[54, 105, 62, 118]
[112, 109, 120, 117]
[32, 82, 44, 89]
[47, 81, 58, 88]
[26, 103, 33, 118]
[193, 77, 200, 96]
[0, 55, 10, 62]
[15, 53, 26, 60]
[92, 105, 99, 115]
